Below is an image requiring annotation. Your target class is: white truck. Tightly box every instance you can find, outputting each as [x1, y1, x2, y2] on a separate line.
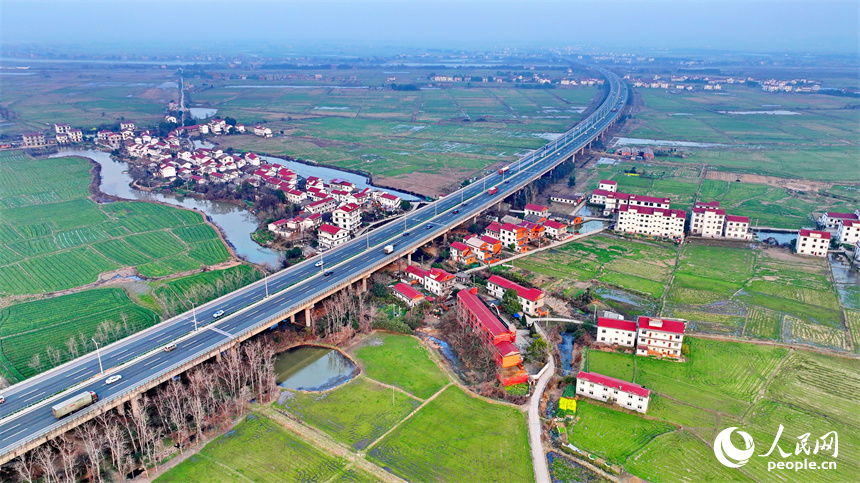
[52, 391, 98, 418]
[383, 245, 394, 254]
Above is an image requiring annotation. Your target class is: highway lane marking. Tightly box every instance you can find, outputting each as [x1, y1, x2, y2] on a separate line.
[3, 427, 29, 441]
[0, 423, 21, 435]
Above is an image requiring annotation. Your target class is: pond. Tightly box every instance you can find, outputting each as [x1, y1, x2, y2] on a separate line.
[188, 107, 218, 119]
[755, 230, 797, 246]
[274, 346, 357, 392]
[828, 254, 860, 311]
[558, 332, 575, 376]
[50, 149, 283, 266]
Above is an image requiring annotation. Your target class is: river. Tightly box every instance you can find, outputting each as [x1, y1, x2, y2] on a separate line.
[50, 149, 283, 266]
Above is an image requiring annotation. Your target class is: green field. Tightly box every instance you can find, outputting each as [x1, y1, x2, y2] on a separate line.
[574, 337, 860, 482]
[276, 376, 420, 450]
[0, 288, 160, 381]
[155, 414, 353, 483]
[367, 385, 533, 483]
[0, 155, 231, 296]
[352, 333, 449, 399]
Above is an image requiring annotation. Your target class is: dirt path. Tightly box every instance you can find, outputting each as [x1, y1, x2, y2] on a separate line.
[261, 407, 408, 483]
[364, 382, 453, 450]
[742, 348, 794, 420]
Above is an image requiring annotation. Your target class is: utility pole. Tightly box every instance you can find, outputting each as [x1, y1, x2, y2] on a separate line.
[92, 338, 104, 375]
[188, 300, 198, 331]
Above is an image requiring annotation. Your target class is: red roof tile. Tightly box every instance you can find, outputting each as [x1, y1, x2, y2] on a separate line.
[493, 340, 520, 357]
[638, 316, 686, 335]
[393, 282, 424, 300]
[405, 265, 428, 279]
[450, 241, 470, 251]
[488, 275, 543, 302]
[600, 179, 617, 185]
[825, 212, 858, 220]
[318, 223, 342, 235]
[799, 229, 831, 239]
[598, 317, 637, 332]
[725, 215, 749, 223]
[577, 371, 650, 398]
[524, 203, 548, 212]
[457, 289, 511, 337]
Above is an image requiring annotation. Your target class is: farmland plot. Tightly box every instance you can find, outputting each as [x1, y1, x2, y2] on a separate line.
[626, 430, 754, 483]
[352, 333, 449, 399]
[567, 401, 674, 464]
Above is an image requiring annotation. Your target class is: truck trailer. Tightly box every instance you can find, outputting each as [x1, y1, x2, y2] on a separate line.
[383, 244, 394, 254]
[487, 186, 499, 195]
[52, 391, 98, 418]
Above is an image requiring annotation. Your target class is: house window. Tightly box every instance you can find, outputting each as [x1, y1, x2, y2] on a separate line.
[637, 405, 642, 409]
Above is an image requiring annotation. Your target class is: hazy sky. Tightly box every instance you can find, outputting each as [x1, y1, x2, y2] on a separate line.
[2, 1, 858, 55]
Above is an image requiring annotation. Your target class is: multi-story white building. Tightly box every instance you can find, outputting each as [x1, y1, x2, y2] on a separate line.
[795, 229, 831, 257]
[690, 204, 726, 237]
[597, 179, 617, 192]
[596, 317, 637, 347]
[817, 211, 859, 231]
[21, 132, 47, 148]
[379, 193, 402, 210]
[499, 223, 528, 250]
[576, 371, 651, 413]
[837, 219, 860, 245]
[253, 125, 273, 138]
[636, 316, 685, 358]
[616, 205, 686, 239]
[524, 203, 549, 218]
[67, 129, 83, 143]
[304, 197, 337, 215]
[332, 203, 362, 233]
[54, 123, 71, 134]
[424, 268, 455, 296]
[724, 215, 753, 240]
[543, 220, 567, 239]
[487, 275, 546, 316]
[317, 223, 348, 249]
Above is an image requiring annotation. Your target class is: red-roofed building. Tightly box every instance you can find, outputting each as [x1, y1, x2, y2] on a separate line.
[724, 215, 752, 240]
[524, 203, 549, 217]
[817, 211, 859, 231]
[285, 189, 307, 205]
[392, 282, 425, 307]
[487, 275, 546, 316]
[305, 197, 337, 215]
[317, 223, 348, 249]
[449, 241, 476, 265]
[636, 316, 686, 359]
[576, 371, 650, 413]
[616, 205, 686, 239]
[424, 268, 455, 296]
[837, 219, 860, 245]
[598, 180, 617, 192]
[796, 229, 831, 257]
[457, 288, 520, 368]
[484, 221, 503, 239]
[518, 220, 546, 243]
[379, 192, 401, 210]
[597, 317, 637, 347]
[267, 218, 290, 235]
[499, 223, 528, 250]
[404, 265, 428, 285]
[543, 219, 568, 239]
[690, 205, 726, 237]
[332, 202, 361, 233]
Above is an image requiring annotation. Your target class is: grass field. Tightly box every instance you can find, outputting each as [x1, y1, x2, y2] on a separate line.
[0, 156, 232, 296]
[575, 337, 860, 482]
[276, 376, 420, 450]
[367, 385, 533, 483]
[352, 333, 449, 399]
[0, 288, 160, 381]
[154, 414, 353, 483]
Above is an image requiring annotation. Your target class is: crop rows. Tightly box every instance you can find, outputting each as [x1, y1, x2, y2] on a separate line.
[54, 226, 111, 249]
[6, 237, 58, 257]
[18, 247, 119, 293]
[172, 224, 218, 243]
[0, 265, 46, 295]
[0, 224, 23, 244]
[744, 306, 782, 340]
[0, 289, 134, 336]
[187, 239, 230, 265]
[124, 231, 184, 259]
[784, 315, 849, 350]
[92, 238, 151, 266]
[626, 431, 748, 483]
[846, 310, 860, 353]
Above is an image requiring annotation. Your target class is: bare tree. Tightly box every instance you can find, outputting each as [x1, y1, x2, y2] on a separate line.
[52, 434, 78, 483]
[12, 451, 37, 483]
[45, 346, 62, 367]
[99, 413, 129, 479]
[355, 291, 378, 333]
[65, 336, 80, 359]
[186, 369, 209, 445]
[158, 379, 190, 453]
[33, 445, 60, 483]
[76, 422, 105, 483]
[218, 347, 247, 414]
[28, 353, 43, 374]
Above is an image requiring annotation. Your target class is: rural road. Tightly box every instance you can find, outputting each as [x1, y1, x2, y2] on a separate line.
[528, 320, 555, 483]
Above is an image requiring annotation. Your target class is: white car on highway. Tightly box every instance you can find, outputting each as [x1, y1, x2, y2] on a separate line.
[213, 310, 225, 318]
[105, 374, 122, 384]
[315, 260, 324, 267]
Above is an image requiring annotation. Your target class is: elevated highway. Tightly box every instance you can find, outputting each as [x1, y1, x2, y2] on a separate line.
[0, 66, 627, 463]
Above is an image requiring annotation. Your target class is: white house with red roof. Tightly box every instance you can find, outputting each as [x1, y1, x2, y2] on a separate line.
[462, 235, 500, 263]
[597, 317, 637, 347]
[424, 267, 455, 296]
[449, 241, 476, 265]
[267, 219, 290, 236]
[487, 275, 546, 316]
[543, 219, 568, 239]
[457, 288, 521, 369]
[598, 179, 617, 192]
[317, 223, 348, 249]
[304, 197, 337, 215]
[817, 211, 859, 231]
[253, 125, 273, 138]
[576, 371, 651, 413]
[636, 316, 686, 359]
[119, 121, 135, 131]
[795, 229, 831, 257]
[690, 202, 726, 237]
[499, 223, 528, 250]
[332, 203, 362, 233]
[159, 163, 177, 178]
[837, 219, 860, 245]
[616, 205, 686, 239]
[404, 265, 428, 285]
[524, 203, 549, 217]
[392, 282, 425, 307]
[379, 192, 402, 210]
[484, 221, 503, 239]
[723, 215, 752, 240]
[284, 189, 306, 205]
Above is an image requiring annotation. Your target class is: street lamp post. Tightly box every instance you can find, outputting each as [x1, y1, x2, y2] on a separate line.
[265, 271, 270, 296]
[92, 338, 104, 374]
[188, 299, 198, 331]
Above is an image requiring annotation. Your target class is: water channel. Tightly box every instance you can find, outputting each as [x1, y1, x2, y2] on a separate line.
[274, 346, 357, 391]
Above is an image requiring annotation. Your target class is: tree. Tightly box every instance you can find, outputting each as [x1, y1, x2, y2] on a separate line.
[400, 199, 412, 211]
[568, 174, 576, 187]
[224, 116, 237, 126]
[524, 336, 549, 363]
[76, 422, 106, 483]
[502, 288, 523, 315]
[12, 451, 37, 483]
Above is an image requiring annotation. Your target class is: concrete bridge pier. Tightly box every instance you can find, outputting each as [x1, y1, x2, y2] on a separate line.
[129, 396, 142, 417]
[304, 306, 312, 327]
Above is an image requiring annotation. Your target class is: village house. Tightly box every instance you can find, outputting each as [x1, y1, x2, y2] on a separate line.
[304, 197, 337, 215]
[543, 219, 568, 239]
[838, 219, 860, 245]
[267, 219, 291, 236]
[616, 205, 686, 239]
[423, 267, 455, 296]
[284, 189, 306, 205]
[379, 192, 402, 211]
[463, 235, 502, 264]
[499, 223, 528, 251]
[524, 203, 549, 218]
[56, 132, 70, 145]
[487, 275, 546, 316]
[575, 371, 651, 413]
[636, 316, 686, 359]
[67, 129, 83, 143]
[598, 179, 617, 192]
[119, 121, 135, 131]
[457, 288, 521, 369]
[449, 241, 477, 265]
[690, 202, 726, 237]
[332, 203, 362, 233]
[54, 123, 71, 134]
[724, 215, 753, 240]
[22, 132, 47, 148]
[817, 211, 859, 231]
[404, 265, 428, 285]
[795, 229, 831, 257]
[317, 223, 349, 249]
[484, 221, 502, 239]
[253, 125, 273, 138]
[392, 282, 425, 307]
[597, 317, 638, 347]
